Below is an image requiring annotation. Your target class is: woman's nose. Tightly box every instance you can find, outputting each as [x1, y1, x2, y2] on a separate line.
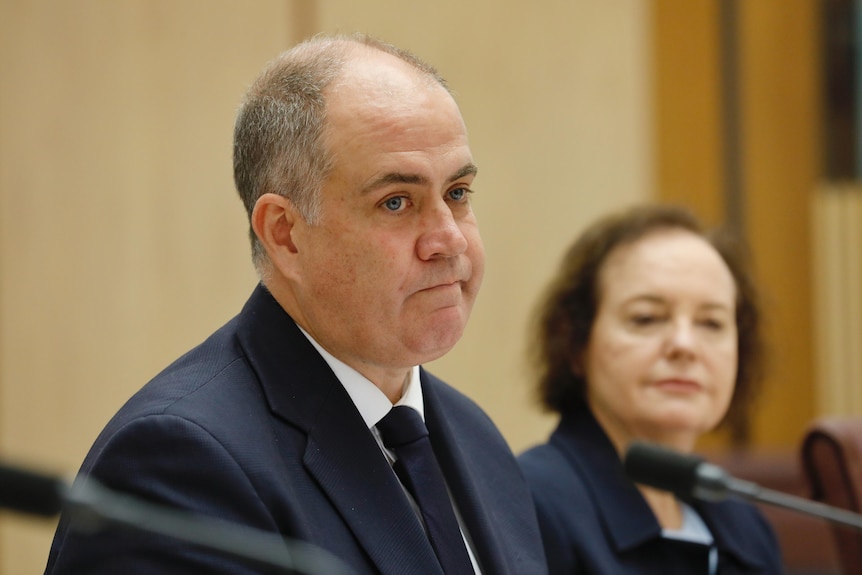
[665, 320, 697, 358]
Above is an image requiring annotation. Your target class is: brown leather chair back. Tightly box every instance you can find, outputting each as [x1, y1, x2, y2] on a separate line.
[801, 417, 862, 575]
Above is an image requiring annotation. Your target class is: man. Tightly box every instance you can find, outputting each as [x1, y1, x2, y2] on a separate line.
[45, 33, 547, 574]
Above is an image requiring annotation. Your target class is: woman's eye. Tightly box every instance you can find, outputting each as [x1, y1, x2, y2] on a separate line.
[631, 314, 659, 326]
[383, 197, 405, 211]
[700, 318, 725, 331]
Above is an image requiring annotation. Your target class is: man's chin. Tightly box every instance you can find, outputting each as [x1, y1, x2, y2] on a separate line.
[410, 325, 466, 363]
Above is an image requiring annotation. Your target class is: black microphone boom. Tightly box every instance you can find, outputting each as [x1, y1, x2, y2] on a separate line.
[0, 462, 353, 575]
[0, 463, 64, 517]
[624, 441, 862, 530]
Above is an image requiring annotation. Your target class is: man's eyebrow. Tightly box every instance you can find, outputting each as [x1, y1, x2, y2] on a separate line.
[451, 163, 478, 182]
[361, 163, 478, 195]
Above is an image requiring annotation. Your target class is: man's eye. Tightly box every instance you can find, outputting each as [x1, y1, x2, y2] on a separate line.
[448, 188, 468, 202]
[383, 197, 405, 211]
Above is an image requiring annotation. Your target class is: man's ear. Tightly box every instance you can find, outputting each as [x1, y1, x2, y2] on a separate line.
[251, 193, 299, 269]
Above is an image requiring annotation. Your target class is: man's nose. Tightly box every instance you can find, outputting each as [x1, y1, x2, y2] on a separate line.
[416, 202, 468, 260]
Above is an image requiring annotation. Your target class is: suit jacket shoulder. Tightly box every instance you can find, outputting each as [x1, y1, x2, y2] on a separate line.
[518, 408, 784, 575]
[46, 285, 547, 575]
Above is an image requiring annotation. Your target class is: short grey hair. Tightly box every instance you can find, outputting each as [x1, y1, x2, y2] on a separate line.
[232, 33, 450, 272]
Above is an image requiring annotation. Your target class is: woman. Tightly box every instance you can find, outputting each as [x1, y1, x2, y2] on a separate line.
[518, 204, 783, 574]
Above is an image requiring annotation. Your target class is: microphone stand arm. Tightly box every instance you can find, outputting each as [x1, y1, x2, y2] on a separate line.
[694, 462, 862, 530]
[62, 478, 355, 575]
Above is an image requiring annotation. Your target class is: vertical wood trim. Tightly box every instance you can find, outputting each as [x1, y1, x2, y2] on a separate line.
[850, 191, 862, 411]
[738, 0, 819, 445]
[814, 185, 862, 415]
[652, 0, 724, 227]
[812, 186, 845, 413]
[720, 0, 745, 236]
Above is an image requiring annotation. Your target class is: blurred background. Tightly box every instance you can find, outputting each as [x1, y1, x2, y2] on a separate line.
[1, 0, 859, 573]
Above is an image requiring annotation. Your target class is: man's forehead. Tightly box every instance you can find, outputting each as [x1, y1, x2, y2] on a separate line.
[330, 45, 442, 98]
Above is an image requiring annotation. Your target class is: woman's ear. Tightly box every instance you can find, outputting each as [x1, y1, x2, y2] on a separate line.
[251, 193, 299, 270]
[570, 351, 585, 377]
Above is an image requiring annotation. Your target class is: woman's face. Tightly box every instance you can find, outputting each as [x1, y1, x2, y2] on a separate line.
[582, 228, 738, 452]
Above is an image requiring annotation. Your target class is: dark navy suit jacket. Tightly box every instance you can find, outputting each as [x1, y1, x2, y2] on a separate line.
[45, 284, 547, 574]
[518, 408, 784, 575]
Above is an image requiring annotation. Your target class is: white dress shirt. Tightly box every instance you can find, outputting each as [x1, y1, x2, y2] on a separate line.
[299, 327, 482, 574]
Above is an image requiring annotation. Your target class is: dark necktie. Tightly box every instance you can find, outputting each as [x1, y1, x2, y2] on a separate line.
[376, 406, 475, 575]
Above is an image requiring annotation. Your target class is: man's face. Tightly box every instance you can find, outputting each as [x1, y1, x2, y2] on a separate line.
[287, 50, 484, 384]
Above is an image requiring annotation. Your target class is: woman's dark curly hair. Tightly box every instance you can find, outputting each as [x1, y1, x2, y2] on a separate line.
[529, 203, 765, 440]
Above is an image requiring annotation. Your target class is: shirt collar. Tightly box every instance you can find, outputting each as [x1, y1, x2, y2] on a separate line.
[297, 326, 423, 428]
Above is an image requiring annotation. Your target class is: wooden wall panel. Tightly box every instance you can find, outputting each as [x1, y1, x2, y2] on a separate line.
[0, 1, 292, 571]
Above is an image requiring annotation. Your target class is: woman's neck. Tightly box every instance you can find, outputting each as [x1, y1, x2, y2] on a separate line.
[588, 408, 694, 530]
[640, 485, 684, 530]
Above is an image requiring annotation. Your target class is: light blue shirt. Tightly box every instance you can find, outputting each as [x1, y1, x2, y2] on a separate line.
[662, 502, 718, 575]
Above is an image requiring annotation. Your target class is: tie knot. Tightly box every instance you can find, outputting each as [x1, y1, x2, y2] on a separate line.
[377, 406, 428, 448]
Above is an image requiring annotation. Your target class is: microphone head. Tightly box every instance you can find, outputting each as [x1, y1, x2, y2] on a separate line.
[0, 463, 65, 517]
[623, 441, 704, 499]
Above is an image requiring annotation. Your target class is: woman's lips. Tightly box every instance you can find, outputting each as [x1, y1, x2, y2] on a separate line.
[654, 379, 702, 393]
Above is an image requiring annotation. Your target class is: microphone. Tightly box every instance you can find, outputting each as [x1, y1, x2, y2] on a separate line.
[0, 462, 353, 575]
[624, 441, 862, 530]
[0, 463, 64, 517]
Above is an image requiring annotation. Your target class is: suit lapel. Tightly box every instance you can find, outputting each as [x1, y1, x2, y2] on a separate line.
[422, 371, 510, 574]
[550, 410, 660, 552]
[303, 393, 442, 574]
[236, 285, 442, 574]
